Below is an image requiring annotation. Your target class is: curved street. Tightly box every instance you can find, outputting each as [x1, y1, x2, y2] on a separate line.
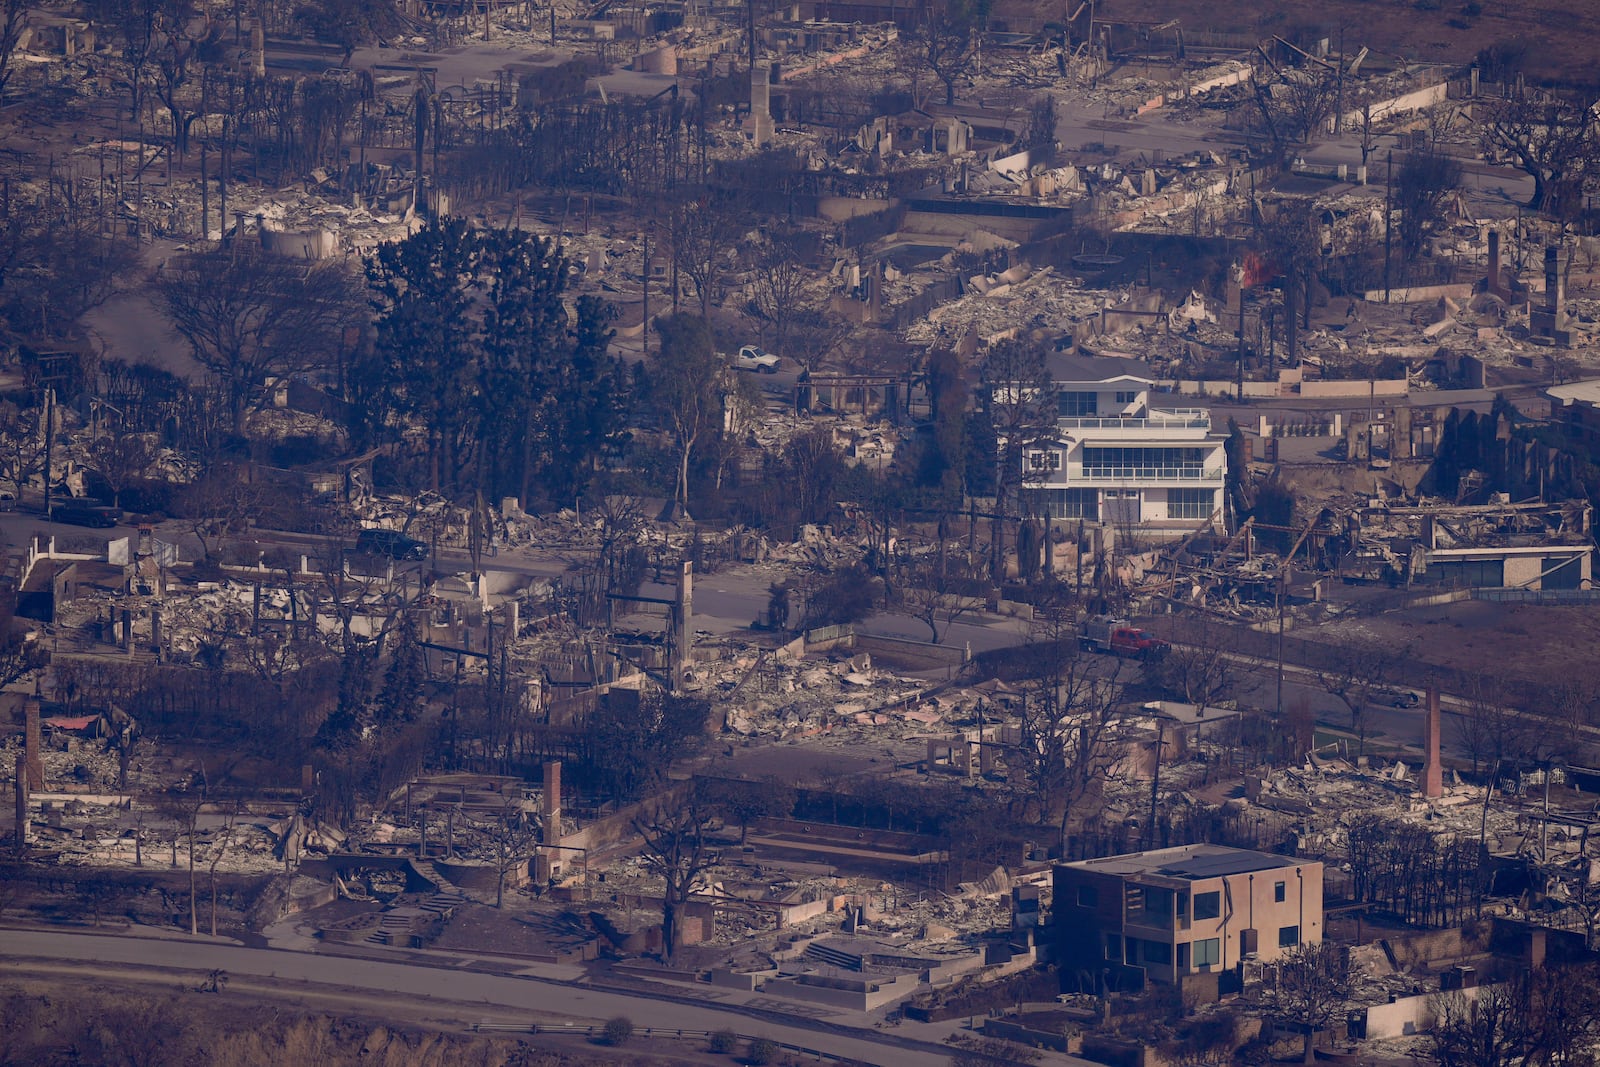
[0, 928, 959, 1067]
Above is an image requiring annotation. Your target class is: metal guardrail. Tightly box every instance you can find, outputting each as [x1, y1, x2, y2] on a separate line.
[1473, 587, 1600, 604]
[470, 1021, 853, 1062]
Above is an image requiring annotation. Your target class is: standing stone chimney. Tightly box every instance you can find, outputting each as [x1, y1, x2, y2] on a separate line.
[1422, 685, 1443, 799]
[251, 18, 267, 79]
[1531, 245, 1571, 344]
[750, 61, 773, 147]
[671, 560, 693, 689]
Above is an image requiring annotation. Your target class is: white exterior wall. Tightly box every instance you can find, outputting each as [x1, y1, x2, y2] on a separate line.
[1022, 422, 1226, 529]
[1004, 375, 1227, 534]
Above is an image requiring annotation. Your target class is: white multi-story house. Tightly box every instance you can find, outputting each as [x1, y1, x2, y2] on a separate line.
[1014, 355, 1228, 535]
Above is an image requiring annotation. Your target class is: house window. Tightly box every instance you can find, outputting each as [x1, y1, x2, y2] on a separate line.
[1026, 450, 1063, 472]
[1177, 943, 1190, 969]
[1105, 933, 1122, 961]
[1082, 446, 1209, 478]
[1078, 884, 1099, 908]
[1142, 940, 1172, 965]
[1192, 938, 1220, 967]
[1034, 488, 1099, 520]
[1145, 887, 1174, 920]
[1274, 881, 1287, 903]
[1168, 488, 1215, 519]
[1058, 391, 1099, 417]
[1193, 891, 1221, 920]
[1115, 390, 1139, 404]
[1279, 926, 1300, 948]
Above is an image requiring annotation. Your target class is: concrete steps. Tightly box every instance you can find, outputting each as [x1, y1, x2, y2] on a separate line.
[805, 941, 863, 971]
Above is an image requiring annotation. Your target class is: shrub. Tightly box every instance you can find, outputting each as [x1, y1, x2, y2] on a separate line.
[745, 1037, 780, 1065]
[709, 1029, 738, 1053]
[600, 1016, 633, 1046]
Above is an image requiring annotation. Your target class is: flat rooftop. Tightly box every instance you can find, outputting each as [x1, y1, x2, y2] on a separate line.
[1061, 844, 1302, 880]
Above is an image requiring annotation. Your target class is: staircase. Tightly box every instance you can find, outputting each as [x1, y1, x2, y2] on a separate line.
[365, 906, 423, 945]
[419, 888, 468, 921]
[805, 941, 864, 971]
[361, 861, 470, 946]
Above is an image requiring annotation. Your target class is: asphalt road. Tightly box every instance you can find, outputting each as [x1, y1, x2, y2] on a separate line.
[0, 929, 953, 1067]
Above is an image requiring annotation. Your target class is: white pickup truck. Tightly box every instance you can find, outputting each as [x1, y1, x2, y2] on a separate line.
[734, 345, 780, 373]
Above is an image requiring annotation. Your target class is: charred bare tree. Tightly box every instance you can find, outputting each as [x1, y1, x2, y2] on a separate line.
[1250, 62, 1337, 153]
[1148, 613, 1239, 713]
[1258, 197, 1322, 350]
[0, 401, 44, 503]
[742, 227, 814, 359]
[1479, 91, 1600, 216]
[1395, 149, 1463, 268]
[1430, 982, 1531, 1067]
[155, 246, 362, 435]
[913, 0, 986, 107]
[1452, 676, 1535, 778]
[488, 792, 539, 908]
[1263, 941, 1352, 1063]
[896, 548, 982, 645]
[648, 313, 725, 515]
[980, 339, 1055, 582]
[294, 0, 406, 66]
[89, 433, 158, 510]
[1013, 601, 1132, 853]
[0, 0, 28, 104]
[1311, 636, 1406, 758]
[633, 790, 716, 963]
[669, 192, 741, 318]
[149, 1, 224, 169]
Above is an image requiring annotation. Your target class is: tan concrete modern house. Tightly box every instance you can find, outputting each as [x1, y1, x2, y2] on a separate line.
[1053, 845, 1323, 987]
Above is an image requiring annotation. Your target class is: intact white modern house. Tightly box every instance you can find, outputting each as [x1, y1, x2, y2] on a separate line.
[1015, 354, 1228, 536]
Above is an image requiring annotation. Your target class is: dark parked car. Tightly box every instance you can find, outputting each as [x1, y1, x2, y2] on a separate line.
[50, 502, 120, 528]
[354, 528, 428, 560]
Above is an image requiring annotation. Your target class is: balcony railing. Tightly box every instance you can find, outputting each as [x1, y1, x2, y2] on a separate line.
[1080, 466, 1225, 481]
[1057, 410, 1211, 431]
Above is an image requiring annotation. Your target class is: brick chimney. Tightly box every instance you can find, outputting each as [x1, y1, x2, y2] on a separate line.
[23, 699, 44, 791]
[542, 760, 562, 842]
[14, 752, 27, 851]
[1422, 685, 1443, 799]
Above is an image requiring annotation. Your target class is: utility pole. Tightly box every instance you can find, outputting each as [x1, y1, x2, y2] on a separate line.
[40, 388, 55, 519]
[1146, 718, 1166, 850]
[1383, 150, 1393, 303]
[1236, 294, 1247, 398]
[1275, 570, 1287, 719]
[1334, 25, 1344, 136]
